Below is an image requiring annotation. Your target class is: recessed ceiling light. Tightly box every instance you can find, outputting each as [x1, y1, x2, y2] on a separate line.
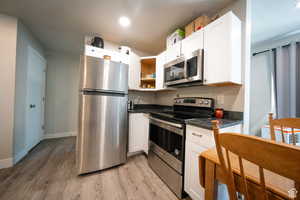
[119, 16, 131, 27]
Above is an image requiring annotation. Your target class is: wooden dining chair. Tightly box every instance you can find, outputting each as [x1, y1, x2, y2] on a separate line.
[212, 120, 300, 200]
[269, 113, 300, 145]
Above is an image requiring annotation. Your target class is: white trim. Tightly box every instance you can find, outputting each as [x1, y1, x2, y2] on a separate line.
[43, 132, 77, 139]
[0, 157, 13, 169]
[243, 0, 252, 135]
[14, 149, 28, 164]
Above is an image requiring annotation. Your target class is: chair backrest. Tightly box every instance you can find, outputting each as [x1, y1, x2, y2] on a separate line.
[269, 113, 300, 145]
[212, 120, 300, 200]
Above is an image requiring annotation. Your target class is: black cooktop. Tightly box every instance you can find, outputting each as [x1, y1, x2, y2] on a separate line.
[150, 108, 213, 124]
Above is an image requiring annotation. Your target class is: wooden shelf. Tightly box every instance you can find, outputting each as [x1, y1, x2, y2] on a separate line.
[141, 78, 155, 82]
[141, 58, 156, 65]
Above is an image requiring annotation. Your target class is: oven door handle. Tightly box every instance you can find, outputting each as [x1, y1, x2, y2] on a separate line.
[149, 117, 183, 129]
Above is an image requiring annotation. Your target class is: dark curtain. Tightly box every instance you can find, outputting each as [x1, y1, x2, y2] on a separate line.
[274, 42, 300, 118]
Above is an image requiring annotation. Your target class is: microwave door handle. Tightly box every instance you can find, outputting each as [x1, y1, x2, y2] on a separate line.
[199, 49, 204, 81]
[184, 60, 188, 79]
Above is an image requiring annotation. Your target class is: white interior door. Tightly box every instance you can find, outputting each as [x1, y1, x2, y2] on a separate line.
[25, 46, 46, 151]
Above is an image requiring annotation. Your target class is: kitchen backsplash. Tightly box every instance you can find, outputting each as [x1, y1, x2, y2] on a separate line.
[128, 91, 157, 104]
[154, 85, 244, 112]
[129, 85, 243, 112]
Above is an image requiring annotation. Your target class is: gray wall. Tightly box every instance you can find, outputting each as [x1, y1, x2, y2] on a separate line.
[44, 52, 80, 136]
[14, 20, 45, 161]
[0, 14, 17, 165]
[155, 86, 243, 111]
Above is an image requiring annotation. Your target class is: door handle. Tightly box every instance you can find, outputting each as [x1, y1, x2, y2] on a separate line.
[30, 104, 36, 108]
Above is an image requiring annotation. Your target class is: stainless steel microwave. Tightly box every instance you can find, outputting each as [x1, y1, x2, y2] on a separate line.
[164, 49, 203, 87]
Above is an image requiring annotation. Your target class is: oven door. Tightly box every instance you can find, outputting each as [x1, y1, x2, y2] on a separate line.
[164, 58, 187, 86]
[185, 49, 203, 82]
[148, 117, 184, 173]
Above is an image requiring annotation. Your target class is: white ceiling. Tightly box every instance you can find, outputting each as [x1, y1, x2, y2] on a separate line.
[252, 0, 300, 45]
[0, 0, 233, 55]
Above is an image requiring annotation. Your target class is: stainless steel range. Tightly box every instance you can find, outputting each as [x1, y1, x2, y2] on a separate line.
[148, 97, 214, 199]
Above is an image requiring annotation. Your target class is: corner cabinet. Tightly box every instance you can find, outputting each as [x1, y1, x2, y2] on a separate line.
[203, 11, 242, 86]
[129, 52, 141, 90]
[128, 113, 149, 154]
[155, 51, 166, 90]
[184, 124, 242, 200]
[128, 52, 169, 91]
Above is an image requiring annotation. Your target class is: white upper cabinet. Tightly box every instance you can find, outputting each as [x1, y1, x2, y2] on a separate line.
[203, 11, 242, 86]
[181, 30, 204, 57]
[165, 42, 182, 63]
[184, 141, 206, 200]
[128, 52, 141, 90]
[156, 51, 166, 90]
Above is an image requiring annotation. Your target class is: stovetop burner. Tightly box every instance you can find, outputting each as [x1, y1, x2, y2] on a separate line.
[150, 97, 215, 124]
[150, 110, 213, 123]
[156, 111, 211, 119]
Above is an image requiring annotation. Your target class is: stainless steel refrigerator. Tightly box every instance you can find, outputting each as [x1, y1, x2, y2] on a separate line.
[77, 56, 128, 174]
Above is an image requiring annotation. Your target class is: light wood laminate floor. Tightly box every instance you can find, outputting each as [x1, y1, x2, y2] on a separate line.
[0, 137, 186, 200]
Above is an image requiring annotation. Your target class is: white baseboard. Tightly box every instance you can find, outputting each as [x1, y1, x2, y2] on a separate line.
[0, 157, 13, 169]
[43, 132, 77, 139]
[14, 149, 28, 164]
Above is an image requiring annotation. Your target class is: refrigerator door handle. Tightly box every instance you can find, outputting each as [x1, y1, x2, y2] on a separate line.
[82, 89, 127, 96]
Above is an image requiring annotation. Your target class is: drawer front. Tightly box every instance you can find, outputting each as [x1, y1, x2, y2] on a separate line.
[148, 150, 183, 198]
[186, 124, 242, 148]
[186, 125, 215, 148]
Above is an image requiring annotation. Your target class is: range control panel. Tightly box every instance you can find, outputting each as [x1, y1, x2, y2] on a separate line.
[174, 97, 214, 108]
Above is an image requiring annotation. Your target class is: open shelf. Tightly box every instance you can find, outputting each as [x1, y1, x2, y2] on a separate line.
[140, 58, 156, 89]
[141, 78, 156, 82]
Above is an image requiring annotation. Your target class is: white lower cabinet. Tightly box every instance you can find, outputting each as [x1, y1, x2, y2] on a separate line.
[184, 141, 206, 200]
[128, 113, 149, 154]
[184, 124, 242, 200]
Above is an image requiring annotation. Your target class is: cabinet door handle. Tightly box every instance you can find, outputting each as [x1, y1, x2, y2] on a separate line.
[192, 133, 203, 138]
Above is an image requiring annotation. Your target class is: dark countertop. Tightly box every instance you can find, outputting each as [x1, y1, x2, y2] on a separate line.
[129, 104, 243, 130]
[128, 104, 172, 114]
[186, 118, 243, 130]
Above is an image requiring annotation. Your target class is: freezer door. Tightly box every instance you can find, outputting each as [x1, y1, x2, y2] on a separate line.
[77, 92, 128, 174]
[81, 56, 128, 93]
